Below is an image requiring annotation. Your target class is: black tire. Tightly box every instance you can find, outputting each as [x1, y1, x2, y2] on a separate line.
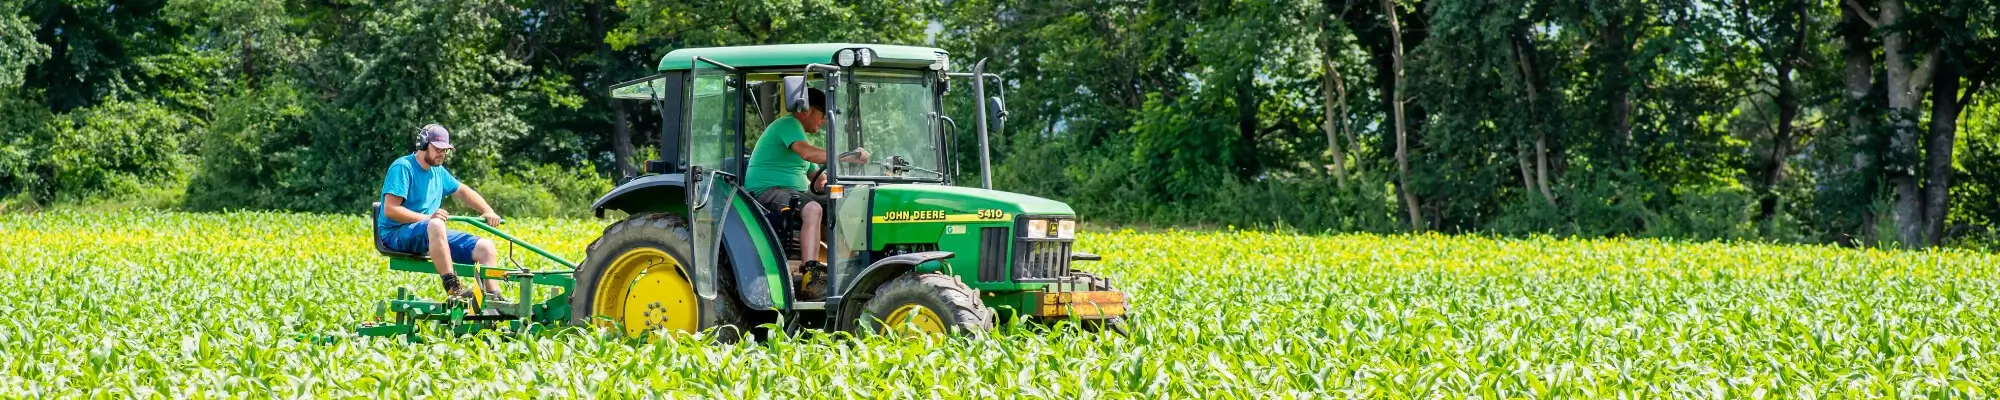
[568, 213, 750, 342]
[1062, 272, 1130, 336]
[857, 273, 994, 335]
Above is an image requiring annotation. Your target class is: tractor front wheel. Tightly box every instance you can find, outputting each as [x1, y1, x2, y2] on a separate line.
[858, 273, 993, 336]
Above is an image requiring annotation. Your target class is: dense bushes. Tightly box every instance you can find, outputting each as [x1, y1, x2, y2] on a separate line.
[466, 164, 613, 219]
[0, 90, 191, 210]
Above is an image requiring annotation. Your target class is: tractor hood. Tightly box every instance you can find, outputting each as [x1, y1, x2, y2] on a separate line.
[869, 184, 1074, 220]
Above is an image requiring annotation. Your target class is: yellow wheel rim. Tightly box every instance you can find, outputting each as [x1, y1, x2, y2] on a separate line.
[592, 247, 698, 337]
[883, 304, 947, 335]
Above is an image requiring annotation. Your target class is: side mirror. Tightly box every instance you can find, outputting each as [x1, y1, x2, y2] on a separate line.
[986, 96, 1007, 135]
[783, 76, 809, 113]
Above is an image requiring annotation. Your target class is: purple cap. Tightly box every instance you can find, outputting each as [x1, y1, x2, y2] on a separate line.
[420, 124, 454, 149]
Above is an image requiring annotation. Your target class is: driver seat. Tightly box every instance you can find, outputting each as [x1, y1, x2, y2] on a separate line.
[747, 193, 806, 261]
[370, 202, 429, 260]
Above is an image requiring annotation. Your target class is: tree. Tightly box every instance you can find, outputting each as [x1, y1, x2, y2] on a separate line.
[0, 3, 51, 88]
[1381, 0, 1422, 230]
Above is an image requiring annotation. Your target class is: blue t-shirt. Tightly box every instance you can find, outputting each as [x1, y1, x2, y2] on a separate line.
[376, 154, 461, 231]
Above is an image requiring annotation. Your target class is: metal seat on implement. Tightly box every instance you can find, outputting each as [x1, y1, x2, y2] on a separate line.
[371, 202, 430, 260]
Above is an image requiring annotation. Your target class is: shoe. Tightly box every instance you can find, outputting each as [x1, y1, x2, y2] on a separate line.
[484, 289, 510, 303]
[444, 285, 476, 300]
[799, 261, 830, 300]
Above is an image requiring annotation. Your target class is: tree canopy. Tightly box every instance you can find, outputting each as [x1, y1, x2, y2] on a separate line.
[2, 0, 1995, 248]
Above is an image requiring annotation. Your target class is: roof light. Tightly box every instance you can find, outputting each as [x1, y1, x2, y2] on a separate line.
[835, 49, 857, 67]
[859, 48, 876, 66]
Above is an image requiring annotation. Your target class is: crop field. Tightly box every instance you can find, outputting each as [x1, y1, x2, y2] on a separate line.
[2, 211, 1999, 397]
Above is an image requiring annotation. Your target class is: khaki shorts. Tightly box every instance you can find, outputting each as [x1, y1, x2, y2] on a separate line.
[754, 187, 827, 212]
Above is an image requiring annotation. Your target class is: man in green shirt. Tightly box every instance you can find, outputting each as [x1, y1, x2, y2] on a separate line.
[743, 88, 867, 299]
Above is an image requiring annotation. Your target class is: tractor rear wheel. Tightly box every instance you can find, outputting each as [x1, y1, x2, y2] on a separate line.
[858, 273, 993, 336]
[569, 213, 749, 342]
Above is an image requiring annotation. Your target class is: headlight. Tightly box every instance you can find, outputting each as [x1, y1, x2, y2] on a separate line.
[858, 48, 876, 66]
[1057, 220, 1076, 239]
[1025, 219, 1048, 239]
[835, 49, 856, 67]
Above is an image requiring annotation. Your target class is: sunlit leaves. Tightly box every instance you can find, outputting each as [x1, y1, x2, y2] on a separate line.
[1, 211, 1997, 396]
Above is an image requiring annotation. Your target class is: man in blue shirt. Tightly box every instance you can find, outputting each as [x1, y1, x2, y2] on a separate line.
[377, 124, 507, 299]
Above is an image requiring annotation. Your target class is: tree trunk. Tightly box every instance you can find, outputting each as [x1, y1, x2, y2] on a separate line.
[1879, 0, 1925, 247]
[1382, 0, 1423, 230]
[1841, 1, 1877, 245]
[1923, 61, 1961, 245]
[1601, 20, 1635, 161]
[1318, 29, 1350, 188]
[593, 0, 637, 179]
[1321, 59, 1350, 187]
[1236, 74, 1261, 178]
[240, 34, 258, 90]
[1511, 32, 1556, 205]
[1759, 0, 1808, 230]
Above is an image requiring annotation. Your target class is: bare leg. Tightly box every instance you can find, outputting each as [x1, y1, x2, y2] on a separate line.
[426, 219, 453, 275]
[473, 238, 501, 294]
[801, 201, 823, 264]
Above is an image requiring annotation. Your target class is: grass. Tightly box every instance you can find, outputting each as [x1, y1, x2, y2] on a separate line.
[1, 210, 1997, 397]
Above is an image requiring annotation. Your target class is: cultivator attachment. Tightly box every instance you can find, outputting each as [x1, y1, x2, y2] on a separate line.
[354, 265, 576, 341]
[317, 212, 580, 343]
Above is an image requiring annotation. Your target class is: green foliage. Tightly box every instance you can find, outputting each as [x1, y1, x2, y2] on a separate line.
[1951, 97, 2000, 239]
[465, 164, 614, 219]
[183, 85, 308, 212]
[1646, 185, 1761, 241]
[0, 91, 190, 204]
[1, 0, 1995, 249]
[10, 210, 2000, 395]
[613, 0, 934, 50]
[178, 0, 532, 213]
[0, 3, 50, 88]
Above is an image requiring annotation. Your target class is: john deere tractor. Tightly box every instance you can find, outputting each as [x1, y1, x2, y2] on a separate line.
[353, 44, 1128, 340]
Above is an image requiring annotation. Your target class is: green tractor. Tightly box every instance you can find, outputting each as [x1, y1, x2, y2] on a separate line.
[353, 43, 1128, 341]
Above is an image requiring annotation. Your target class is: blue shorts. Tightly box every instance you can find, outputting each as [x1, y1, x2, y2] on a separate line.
[378, 222, 481, 264]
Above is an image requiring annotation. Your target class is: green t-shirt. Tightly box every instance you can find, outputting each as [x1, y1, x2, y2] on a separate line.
[744, 115, 812, 193]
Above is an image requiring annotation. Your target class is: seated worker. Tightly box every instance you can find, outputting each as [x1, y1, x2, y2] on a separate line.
[743, 88, 868, 300]
[376, 124, 509, 300]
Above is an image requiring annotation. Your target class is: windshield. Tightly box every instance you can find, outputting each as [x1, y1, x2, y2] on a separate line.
[840, 70, 944, 181]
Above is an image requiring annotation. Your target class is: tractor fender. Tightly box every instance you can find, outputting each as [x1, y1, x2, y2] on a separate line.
[830, 251, 955, 330]
[722, 195, 787, 311]
[590, 173, 783, 311]
[590, 173, 687, 218]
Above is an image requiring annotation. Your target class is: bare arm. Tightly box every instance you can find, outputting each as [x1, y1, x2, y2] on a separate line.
[382, 194, 431, 224]
[790, 141, 830, 164]
[790, 141, 869, 165]
[452, 187, 498, 217]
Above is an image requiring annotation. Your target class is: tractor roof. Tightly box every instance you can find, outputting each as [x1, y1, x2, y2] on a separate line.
[656, 43, 948, 72]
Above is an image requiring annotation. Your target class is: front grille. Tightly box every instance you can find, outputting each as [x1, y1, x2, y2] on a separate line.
[978, 227, 1010, 282]
[1011, 240, 1071, 282]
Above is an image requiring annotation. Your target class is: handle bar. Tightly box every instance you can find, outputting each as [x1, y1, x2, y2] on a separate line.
[443, 216, 576, 269]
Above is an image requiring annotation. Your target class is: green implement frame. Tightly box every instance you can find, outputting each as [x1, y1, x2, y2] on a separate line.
[346, 216, 580, 342]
